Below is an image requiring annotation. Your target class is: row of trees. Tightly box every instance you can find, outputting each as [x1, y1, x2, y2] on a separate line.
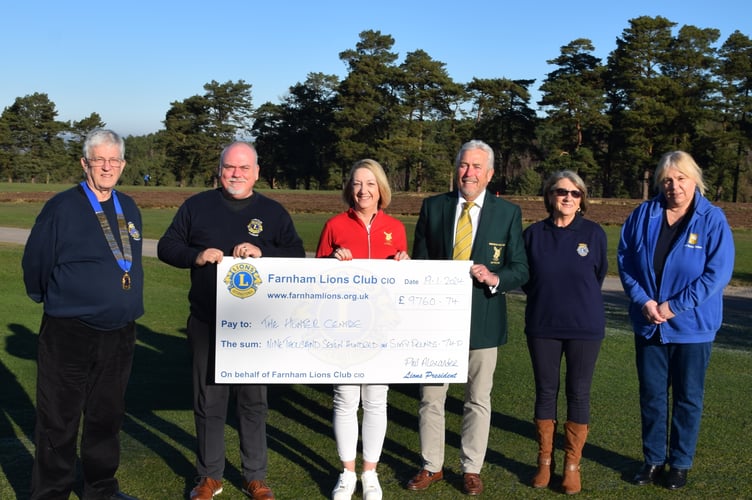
[1, 16, 751, 200]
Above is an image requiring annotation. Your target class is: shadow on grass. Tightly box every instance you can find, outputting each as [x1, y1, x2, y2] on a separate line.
[372, 384, 423, 480]
[122, 323, 197, 496]
[718, 295, 752, 350]
[264, 385, 339, 498]
[731, 270, 752, 284]
[4, 283, 747, 498]
[258, 383, 427, 493]
[1, 323, 37, 498]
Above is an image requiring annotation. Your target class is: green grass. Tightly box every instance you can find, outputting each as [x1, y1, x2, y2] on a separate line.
[1, 243, 751, 499]
[0, 182, 76, 193]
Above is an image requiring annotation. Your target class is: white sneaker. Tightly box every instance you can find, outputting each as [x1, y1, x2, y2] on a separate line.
[332, 469, 357, 500]
[361, 469, 383, 500]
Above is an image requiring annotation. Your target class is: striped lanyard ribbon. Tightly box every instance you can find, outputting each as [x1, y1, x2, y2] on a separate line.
[80, 181, 132, 290]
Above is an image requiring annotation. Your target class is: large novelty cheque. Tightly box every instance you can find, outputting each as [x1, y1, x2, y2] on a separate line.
[215, 257, 472, 384]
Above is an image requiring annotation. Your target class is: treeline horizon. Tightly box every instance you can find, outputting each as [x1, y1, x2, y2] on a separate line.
[1, 16, 751, 201]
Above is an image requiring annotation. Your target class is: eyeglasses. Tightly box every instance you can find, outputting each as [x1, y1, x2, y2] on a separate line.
[87, 158, 124, 168]
[552, 188, 582, 198]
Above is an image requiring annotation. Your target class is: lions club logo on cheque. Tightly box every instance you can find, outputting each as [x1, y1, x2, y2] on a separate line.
[224, 262, 263, 299]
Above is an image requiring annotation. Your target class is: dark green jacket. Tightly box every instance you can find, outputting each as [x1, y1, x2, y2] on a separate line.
[412, 190, 529, 349]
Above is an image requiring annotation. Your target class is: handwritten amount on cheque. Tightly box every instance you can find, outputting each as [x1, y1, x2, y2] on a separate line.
[220, 337, 464, 349]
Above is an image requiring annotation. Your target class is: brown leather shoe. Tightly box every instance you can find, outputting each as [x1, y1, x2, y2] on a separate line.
[463, 473, 484, 495]
[242, 479, 275, 499]
[190, 477, 223, 500]
[407, 469, 444, 490]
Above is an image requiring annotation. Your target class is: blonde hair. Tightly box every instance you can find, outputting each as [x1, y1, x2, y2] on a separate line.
[342, 159, 392, 209]
[654, 151, 706, 196]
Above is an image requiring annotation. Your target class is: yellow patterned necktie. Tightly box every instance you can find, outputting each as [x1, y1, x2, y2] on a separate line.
[453, 201, 474, 260]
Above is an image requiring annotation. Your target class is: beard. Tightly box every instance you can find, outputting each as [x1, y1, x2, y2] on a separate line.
[223, 178, 252, 198]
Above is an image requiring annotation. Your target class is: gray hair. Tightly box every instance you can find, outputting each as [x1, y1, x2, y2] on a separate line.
[542, 170, 590, 215]
[455, 140, 495, 172]
[83, 129, 124, 159]
[218, 141, 258, 173]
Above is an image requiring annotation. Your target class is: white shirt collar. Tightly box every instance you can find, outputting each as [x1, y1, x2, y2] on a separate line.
[457, 191, 486, 209]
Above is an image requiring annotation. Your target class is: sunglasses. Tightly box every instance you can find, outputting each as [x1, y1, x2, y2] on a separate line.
[552, 188, 582, 198]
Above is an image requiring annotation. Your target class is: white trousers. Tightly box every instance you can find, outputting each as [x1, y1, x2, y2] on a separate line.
[333, 384, 389, 463]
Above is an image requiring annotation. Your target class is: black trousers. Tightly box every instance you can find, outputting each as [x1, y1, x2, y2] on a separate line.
[526, 336, 602, 423]
[31, 315, 136, 500]
[187, 315, 268, 482]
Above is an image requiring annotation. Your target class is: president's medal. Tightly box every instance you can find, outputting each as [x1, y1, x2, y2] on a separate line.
[122, 272, 131, 290]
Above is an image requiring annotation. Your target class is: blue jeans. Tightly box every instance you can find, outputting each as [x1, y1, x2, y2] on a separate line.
[635, 335, 712, 469]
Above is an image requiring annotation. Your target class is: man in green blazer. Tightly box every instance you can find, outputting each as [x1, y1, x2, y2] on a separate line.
[406, 140, 529, 496]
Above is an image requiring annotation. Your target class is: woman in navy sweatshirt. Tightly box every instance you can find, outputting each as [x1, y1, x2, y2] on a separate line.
[522, 170, 607, 494]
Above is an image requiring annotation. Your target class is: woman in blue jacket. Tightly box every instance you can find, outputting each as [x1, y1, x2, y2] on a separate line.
[618, 151, 735, 490]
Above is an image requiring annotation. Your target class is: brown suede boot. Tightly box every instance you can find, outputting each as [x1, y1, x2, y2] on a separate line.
[531, 419, 556, 488]
[562, 421, 589, 494]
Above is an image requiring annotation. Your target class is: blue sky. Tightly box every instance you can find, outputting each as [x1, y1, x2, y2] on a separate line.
[2, 1, 749, 137]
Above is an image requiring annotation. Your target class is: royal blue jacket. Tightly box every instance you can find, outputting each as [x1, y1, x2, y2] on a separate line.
[617, 191, 735, 343]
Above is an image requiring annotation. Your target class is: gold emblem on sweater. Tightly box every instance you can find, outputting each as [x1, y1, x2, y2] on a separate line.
[384, 231, 393, 246]
[577, 243, 589, 257]
[247, 219, 263, 237]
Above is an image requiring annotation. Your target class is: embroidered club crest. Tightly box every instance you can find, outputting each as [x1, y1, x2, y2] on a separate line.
[688, 233, 698, 245]
[489, 243, 504, 265]
[577, 243, 589, 257]
[247, 218, 263, 236]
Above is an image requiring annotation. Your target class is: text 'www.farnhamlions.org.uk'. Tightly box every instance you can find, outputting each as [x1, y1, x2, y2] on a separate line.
[266, 291, 370, 302]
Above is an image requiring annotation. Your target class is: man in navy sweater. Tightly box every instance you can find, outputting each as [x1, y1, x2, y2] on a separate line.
[158, 142, 304, 500]
[23, 128, 143, 500]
